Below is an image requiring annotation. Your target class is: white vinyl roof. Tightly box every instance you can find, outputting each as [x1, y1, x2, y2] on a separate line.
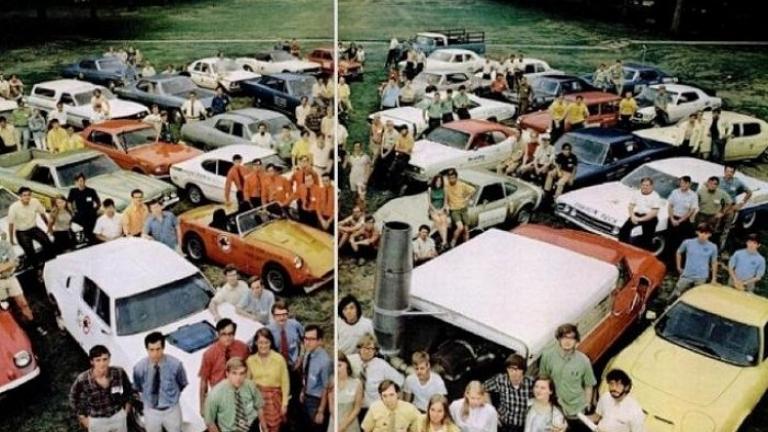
[409, 229, 618, 359]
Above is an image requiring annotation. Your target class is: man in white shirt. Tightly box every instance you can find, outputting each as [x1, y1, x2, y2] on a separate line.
[181, 91, 206, 122]
[412, 225, 436, 264]
[295, 96, 311, 128]
[250, 123, 274, 149]
[309, 134, 331, 175]
[591, 369, 645, 432]
[93, 199, 123, 242]
[49, 102, 69, 126]
[618, 177, 661, 251]
[209, 264, 249, 320]
[402, 351, 447, 412]
[352, 333, 404, 409]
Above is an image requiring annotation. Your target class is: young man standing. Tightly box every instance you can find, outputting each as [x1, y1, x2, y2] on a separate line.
[666, 175, 699, 254]
[198, 319, 251, 414]
[618, 177, 661, 251]
[8, 186, 54, 266]
[210, 265, 250, 320]
[301, 325, 331, 432]
[444, 169, 476, 248]
[484, 354, 533, 432]
[143, 200, 179, 250]
[590, 369, 645, 432]
[68, 173, 101, 244]
[402, 351, 447, 412]
[204, 357, 266, 432]
[618, 91, 637, 130]
[728, 233, 766, 292]
[122, 189, 148, 237]
[361, 380, 420, 432]
[672, 223, 718, 300]
[70, 346, 132, 432]
[224, 154, 249, 209]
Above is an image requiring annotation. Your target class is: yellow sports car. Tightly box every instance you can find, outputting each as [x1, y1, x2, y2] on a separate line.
[603, 284, 768, 432]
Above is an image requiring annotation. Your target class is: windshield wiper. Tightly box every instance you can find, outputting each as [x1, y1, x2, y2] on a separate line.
[665, 334, 720, 357]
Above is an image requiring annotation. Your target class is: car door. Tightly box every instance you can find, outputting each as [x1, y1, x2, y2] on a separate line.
[212, 119, 238, 146]
[73, 276, 114, 352]
[473, 182, 508, 229]
[58, 92, 79, 126]
[196, 159, 227, 201]
[269, 79, 289, 110]
[89, 130, 132, 169]
[78, 60, 97, 80]
[674, 92, 702, 122]
[729, 122, 763, 159]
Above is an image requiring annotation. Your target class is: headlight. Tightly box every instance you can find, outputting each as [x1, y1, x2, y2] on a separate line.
[683, 412, 715, 432]
[293, 256, 303, 269]
[556, 203, 569, 213]
[13, 351, 32, 368]
[0, 301, 10, 311]
[611, 226, 621, 235]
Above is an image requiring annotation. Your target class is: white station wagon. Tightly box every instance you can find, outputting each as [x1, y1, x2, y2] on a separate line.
[633, 84, 722, 126]
[186, 57, 260, 93]
[44, 238, 260, 432]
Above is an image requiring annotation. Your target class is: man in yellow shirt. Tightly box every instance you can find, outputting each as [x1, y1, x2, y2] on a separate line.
[547, 94, 568, 142]
[565, 95, 589, 130]
[64, 126, 86, 152]
[361, 380, 420, 432]
[444, 168, 476, 248]
[338, 77, 352, 111]
[618, 91, 637, 130]
[46, 119, 69, 153]
[122, 189, 149, 237]
[291, 130, 313, 167]
[0, 116, 18, 153]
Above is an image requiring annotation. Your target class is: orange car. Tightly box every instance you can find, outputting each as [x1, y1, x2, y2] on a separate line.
[307, 47, 363, 80]
[179, 204, 333, 294]
[81, 120, 202, 178]
[517, 91, 621, 134]
[0, 302, 40, 396]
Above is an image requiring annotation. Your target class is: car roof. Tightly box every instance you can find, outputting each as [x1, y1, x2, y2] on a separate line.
[177, 144, 277, 167]
[264, 73, 309, 81]
[565, 91, 621, 104]
[432, 48, 477, 55]
[442, 119, 511, 134]
[35, 149, 104, 166]
[646, 157, 767, 189]
[680, 284, 768, 326]
[48, 237, 199, 298]
[34, 79, 99, 92]
[88, 119, 153, 132]
[456, 169, 514, 186]
[648, 83, 700, 93]
[226, 108, 286, 122]
[564, 127, 634, 144]
[536, 74, 584, 82]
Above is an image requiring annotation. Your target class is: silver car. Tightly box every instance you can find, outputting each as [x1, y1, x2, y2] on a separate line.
[180, 108, 300, 149]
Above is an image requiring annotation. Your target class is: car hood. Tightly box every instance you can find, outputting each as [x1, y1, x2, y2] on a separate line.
[410, 140, 468, 170]
[221, 70, 260, 83]
[518, 111, 550, 132]
[281, 60, 321, 71]
[374, 108, 425, 133]
[0, 310, 34, 374]
[374, 192, 431, 232]
[633, 126, 681, 146]
[244, 220, 333, 276]
[558, 182, 637, 227]
[129, 143, 202, 165]
[69, 100, 148, 119]
[88, 172, 175, 209]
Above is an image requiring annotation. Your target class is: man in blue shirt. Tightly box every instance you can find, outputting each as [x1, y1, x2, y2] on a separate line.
[267, 299, 304, 369]
[143, 200, 179, 250]
[719, 165, 753, 248]
[380, 79, 400, 110]
[728, 234, 766, 292]
[133, 332, 188, 432]
[211, 86, 231, 115]
[301, 324, 331, 432]
[236, 276, 275, 325]
[672, 223, 718, 301]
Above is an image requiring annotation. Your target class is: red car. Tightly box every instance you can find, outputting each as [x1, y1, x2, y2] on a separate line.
[307, 48, 362, 80]
[518, 91, 621, 134]
[0, 302, 40, 396]
[81, 120, 202, 178]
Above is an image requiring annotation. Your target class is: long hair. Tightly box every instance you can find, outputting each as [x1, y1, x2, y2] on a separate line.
[532, 375, 563, 410]
[460, 381, 489, 420]
[251, 327, 276, 353]
[422, 394, 456, 431]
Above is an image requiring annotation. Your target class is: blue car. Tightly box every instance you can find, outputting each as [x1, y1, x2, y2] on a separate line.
[553, 127, 682, 189]
[517, 74, 597, 110]
[61, 57, 138, 88]
[114, 75, 215, 116]
[240, 73, 316, 119]
[584, 62, 677, 95]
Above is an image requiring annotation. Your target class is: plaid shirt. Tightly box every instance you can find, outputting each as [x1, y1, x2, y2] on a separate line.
[484, 373, 533, 427]
[70, 367, 132, 418]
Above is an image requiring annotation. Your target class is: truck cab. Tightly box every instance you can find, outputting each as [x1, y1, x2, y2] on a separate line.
[409, 29, 486, 56]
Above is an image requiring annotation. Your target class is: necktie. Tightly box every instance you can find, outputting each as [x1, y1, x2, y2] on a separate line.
[303, 351, 313, 387]
[234, 389, 249, 432]
[280, 327, 290, 363]
[151, 364, 160, 408]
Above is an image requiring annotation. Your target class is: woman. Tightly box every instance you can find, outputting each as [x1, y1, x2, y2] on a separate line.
[345, 142, 372, 209]
[28, 109, 46, 150]
[337, 294, 374, 355]
[427, 174, 450, 250]
[48, 195, 73, 254]
[246, 328, 290, 432]
[420, 394, 460, 432]
[336, 352, 363, 432]
[524, 376, 567, 432]
[449, 381, 498, 432]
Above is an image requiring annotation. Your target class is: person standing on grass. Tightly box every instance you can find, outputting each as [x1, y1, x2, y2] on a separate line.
[425, 92, 443, 134]
[11, 98, 32, 149]
[666, 175, 698, 255]
[728, 233, 766, 292]
[301, 325, 332, 432]
[695, 176, 732, 243]
[70, 345, 132, 432]
[618, 91, 637, 130]
[247, 328, 290, 432]
[653, 86, 671, 126]
[337, 352, 364, 432]
[181, 91, 206, 122]
[28, 108, 46, 150]
[198, 318, 251, 414]
[380, 79, 401, 110]
[122, 189, 148, 237]
[672, 223, 718, 301]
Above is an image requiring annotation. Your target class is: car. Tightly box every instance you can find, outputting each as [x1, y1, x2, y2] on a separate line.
[169, 144, 286, 205]
[632, 84, 722, 126]
[61, 57, 138, 88]
[240, 73, 317, 119]
[408, 70, 479, 100]
[475, 57, 563, 85]
[403, 29, 486, 57]
[555, 157, 768, 255]
[516, 74, 598, 110]
[374, 169, 542, 233]
[413, 48, 486, 75]
[81, 120, 202, 178]
[584, 62, 677, 95]
[0, 149, 178, 212]
[552, 127, 681, 189]
[634, 111, 768, 162]
[235, 50, 322, 75]
[603, 284, 768, 432]
[185, 57, 260, 93]
[180, 108, 300, 150]
[0, 98, 18, 118]
[27, 80, 149, 128]
[43, 237, 261, 432]
[0, 300, 40, 397]
[406, 119, 519, 183]
[370, 92, 515, 138]
[179, 204, 334, 294]
[307, 47, 362, 80]
[517, 91, 621, 133]
[114, 75, 215, 117]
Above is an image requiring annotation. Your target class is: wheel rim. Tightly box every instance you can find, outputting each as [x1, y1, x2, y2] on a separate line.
[186, 237, 204, 260]
[187, 185, 202, 204]
[652, 236, 666, 256]
[517, 209, 532, 224]
[266, 269, 285, 293]
[244, 65, 253, 72]
[741, 212, 757, 229]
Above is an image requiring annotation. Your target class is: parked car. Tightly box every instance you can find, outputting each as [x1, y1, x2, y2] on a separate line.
[240, 73, 317, 119]
[603, 284, 768, 432]
[555, 157, 768, 255]
[43, 237, 260, 432]
[408, 70, 478, 100]
[81, 120, 201, 178]
[235, 50, 321, 75]
[406, 119, 519, 183]
[0, 300, 40, 396]
[27, 80, 148, 128]
[414, 49, 486, 75]
[61, 57, 138, 88]
[375, 169, 542, 233]
[0, 98, 18, 118]
[169, 144, 286, 205]
[583, 62, 677, 95]
[518, 91, 621, 133]
[180, 108, 299, 150]
[370, 92, 515, 138]
[403, 29, 486, 57]
[307, 47, 362, 80]
[632, 84, 722, 126]
[0, 149, 178, 212]
[179, 204, 333, 294]
[114, 75, 215, 117]
[514, 74, 598, 110]
[185, 57, 260, 93]
[634, 111, 768, 162]
[475, 57, 563, 85]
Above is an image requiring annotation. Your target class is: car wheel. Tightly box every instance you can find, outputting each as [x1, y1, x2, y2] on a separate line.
[183, 233, 206, 263]
[262, 263, 293, 295]
[243, 65, 254, 72]
[651, 234, 666, 257]
[186, 184, 205, 205]
[740, 211, 757, 230]
[515, 204, 534, 225]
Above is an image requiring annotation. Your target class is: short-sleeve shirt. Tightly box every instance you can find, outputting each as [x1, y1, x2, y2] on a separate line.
[729, 249, 766, 282]
[93, 213, 124, 241]
[303, 347, 331, 398]
[381, 86, 401, 107]
[566, 103, 589, 124]
[8, 198, 44, 231]
[337, 316, 374, 356]
[132, 355, 188, 409]
[412, 237, 436, 261]
[697, 188, 732, 215]
[361, 400, 420, 432]
[360, 357, 404, 407]
[69, 367, 133, 418]
[678, 238, 717, 280]
[539, 346, 597, 417]
[213, 281, 249, 306]
[555, 152, 578, 173]
[237, 289, 275, 325]
[667, 188, 698, 218]
[445, 180, 476, 211]
[718, 176, 749, 200]
[143, 211, 178, 249]
[629, 190, 661, 215]
[595, 392, 645, 432]
[403, 372, 447, 412]
[204, 379, 264, 432]
[198, 340, 251, 389]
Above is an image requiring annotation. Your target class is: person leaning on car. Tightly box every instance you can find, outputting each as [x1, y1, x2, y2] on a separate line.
[224, 154, 250, 209]
[666, 175, 699, 255]
[545, 142, 578, 199]
[424, 93, 443, 134]
[671, 223, 718, 301]
[444, 169, 476, 248]
[181, 91, 206, 122]
[653, 86, 671, 126]
[122, 189, 149, 237]
[695, 176, 732, 235]
[565, 95, 589, 130]
[8, 186, 55, 266]
[548, 94, 568, 142]
[618, 91, 637, 130]
[707, 108, 732, 163]
[618, 176, 661, 251]
[453, 86, 471, 120]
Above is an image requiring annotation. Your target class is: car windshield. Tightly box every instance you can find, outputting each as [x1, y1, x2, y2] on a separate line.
[620, 165, 679, 199]
[0, 189, 15, 218]
[656, 302, 760, 367]
[73, 88, 115, 106]
[414, 73, 442, 85]
[287, 78, 315, 98]
[120, 127, 159, 149]
[637, 87, 679, 103]
[236, 206, 281, 236]
[57, 155, 121, 187]
[161, 77, 198, 95]
[430, 52, 453, 62]
[532, 79, 559, 95]
[415, 35, 434, 45]
[247, 116, 295, 135]
[426, 127, 471, 150]
[212, 59, 241, 73]
[270, 51, 294, 62]
[98, 59, 123, 70]
[115, 274, 213, 336]
[555, 135, 607, 165]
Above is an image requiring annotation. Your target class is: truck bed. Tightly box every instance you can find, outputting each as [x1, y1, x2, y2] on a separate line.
[427, 28, 486, 44]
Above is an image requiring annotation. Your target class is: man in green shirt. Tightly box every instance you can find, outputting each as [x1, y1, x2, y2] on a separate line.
[696, 176, 733, 241]
[274, 125, 296, 164]
[441, 89, 455, 124]
[11, 99, 32, 149]
[453, 85, 471, 119]
[424, 93, 443, 134]
[204, 358, 266, 432]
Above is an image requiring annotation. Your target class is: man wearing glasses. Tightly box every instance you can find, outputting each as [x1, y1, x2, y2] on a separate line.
[300, 325, 331, 431]
[198, 319, 250, 414]
[484, 354, 533, 432]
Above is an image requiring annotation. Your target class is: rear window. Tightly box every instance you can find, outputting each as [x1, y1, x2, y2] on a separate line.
[33, 87, 56, 98]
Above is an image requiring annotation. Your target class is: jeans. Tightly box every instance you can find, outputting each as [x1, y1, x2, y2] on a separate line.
[15, 227, 55, 266]
[672, 276, 707, 301]
[618, 215, 658, 251]
[16, 127, 30, 149]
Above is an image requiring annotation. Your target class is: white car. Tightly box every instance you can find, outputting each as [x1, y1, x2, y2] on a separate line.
[186, 57, 260, 93]
[634, 111, 768, 162]
[555, 157, 768, 255]
[370, 92, 515, 138]
[408, 70, 479, 100]
[169, 144, 286, 205]
[401, 49, 486, 75]
[475, 57, 563, 82]
[27, 80, 148, 128]
[235, 50, 321, 75]
[44, 238, 260, 432]
[0, 97, 18, 118]
[633, 84, 722, 126]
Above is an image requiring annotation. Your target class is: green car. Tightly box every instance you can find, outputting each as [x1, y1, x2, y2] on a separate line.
[0, 149, 178, 211]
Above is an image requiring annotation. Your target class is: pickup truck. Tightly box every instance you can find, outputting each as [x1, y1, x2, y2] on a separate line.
[404, 29, 486, 57]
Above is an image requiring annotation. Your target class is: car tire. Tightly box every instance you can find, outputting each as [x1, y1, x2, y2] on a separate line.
[515, 204, 534, 225]
[262, 263, 294, 295]
[650, 234, 666, 257]
[740, 211, 757, 230]
[183, 233, 206, 263]
[186, 184, 205, 205]
[759, 148, 768, 164]
[243, 65, 254, 72]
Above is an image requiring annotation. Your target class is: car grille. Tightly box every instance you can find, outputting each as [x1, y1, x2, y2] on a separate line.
[566, 208, 615, 235]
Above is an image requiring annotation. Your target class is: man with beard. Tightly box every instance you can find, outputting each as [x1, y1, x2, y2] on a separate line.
[590, 369, 645, 432]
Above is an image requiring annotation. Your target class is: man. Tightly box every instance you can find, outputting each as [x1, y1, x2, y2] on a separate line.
[46, 118, 68, 153]
[618, 91, 637, 130]
[424, 92, 443, 134]
[517, 76, 532, 114]
[672, 223, 718, 300]
[291, 155, 320, 192]
[445, 169, 476, 248]
[678, 114, 699, 154]
[267, 299, 304, 370]
[309, 132, 332, 175]
[0, 232, 46, 335]
[565, 95, 589, 130]
[453, 85, 471, 120]
[91, 89, 111, 116]
[403, 351, 447, 412]
[181, 91, 206, 122]
[361, 380, 420, 432]
[49, 101, 68, 127]
[8, 186, 54, 266]
[339, 76, 353, 111]
[385, 37, 399, 69]
[545, 142, 578, 199]
[618, 177, 661, 251]
[92, 199, 122, 243]
[590, 369, 645, 432]
[65, 125, 86, 151]
[250, 123, 273, 149]
[350, 216, 380, 265]
[609, 60, 624, 96]
[243, 160, 263, 209]
[275, 125, 296, 163]
[653, 86, 670, 126]
[133, 332, 188, 432]
[441, 89, 455, 124]
[548, 93, 568, 142]
[199, 319, 251, 414]
[400, 80, 416, 106]
[204, 357, 266, 432]
[484, 354, 533, 432]
[267, 165, 294, 214]
[315, 173, 335, 232]
[388, 127, 414, 194]
[70, 346, 133, 432]
[496, 129, 525, 176]
[224, 154, 249, 209]
[141, 61, 157, 78]
[519, 135, 555, 181]
[210, 265, 250, 320]
[301, 325, 331, 432]
[708, 108, 731, 162]
[412, 225, 437, 264]
[695, 176, 732, 239]
[143, 200, 179, 250]
[0, 116, 18, 153]
[489, 74, 509, 102]
[380, 79, 400, 110]
[295, 97, 311, 129]
[728, 233, 765, 292]
[211, 86, 231, 116]
[68, 173, 101, 244]
[339, 206, 366, 250]
[539, 324, 597, 430]
[236, 276, 275, 325]
[354, 334, 405, 411]
[719, 165, 752, 247]
[291, 130, 312, 167]
[11, 99, 32, 149]
[666, 176, 698, 255]
[122, 189, 149, 237]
